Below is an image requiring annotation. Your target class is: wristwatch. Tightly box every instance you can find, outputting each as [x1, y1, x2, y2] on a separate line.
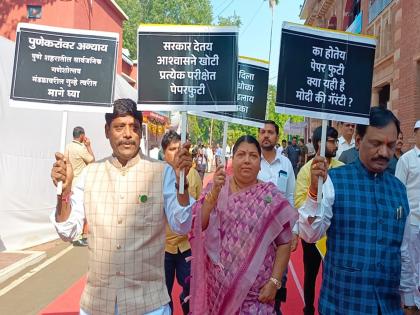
[269, 277, 282, 289]
[403, 305, 419, 311]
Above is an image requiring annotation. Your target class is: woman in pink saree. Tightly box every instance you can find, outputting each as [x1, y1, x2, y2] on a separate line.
[190, 135, 297, 315]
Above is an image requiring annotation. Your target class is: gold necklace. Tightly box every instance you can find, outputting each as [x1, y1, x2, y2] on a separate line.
[231, 177, 257, 192]
[231, 177, 241, 192]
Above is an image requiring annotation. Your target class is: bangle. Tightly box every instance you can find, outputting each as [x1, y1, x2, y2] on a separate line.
[307, 188, 317, 200]
[269, 277, 282, 289]
[175, 180, 189, 191]
[205, 190, 219, 204]
[61, 191, 73, 203]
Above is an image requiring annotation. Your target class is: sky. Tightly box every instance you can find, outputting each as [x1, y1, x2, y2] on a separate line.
[210, 0, 305, 84]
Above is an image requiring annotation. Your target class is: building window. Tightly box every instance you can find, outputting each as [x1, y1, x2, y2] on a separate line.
[27, 5, 42, 19]
[378, 84, 390, 108]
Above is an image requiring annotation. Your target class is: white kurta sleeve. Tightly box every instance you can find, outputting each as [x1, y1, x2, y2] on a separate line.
[49, 169, 86, 242]
[298, 176, 335, 243]
[163, 164, 195, 235]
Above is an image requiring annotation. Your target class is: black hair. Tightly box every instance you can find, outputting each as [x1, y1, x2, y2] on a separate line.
[260, 120, 279, 135]
[73, 126, 85, 138]
[161, 130, 181, 152]
[292, 136, 297, 140]
[312, 125, 339, 153]
[232, 135, 262, 157]
[299, 138, 305, 144]
[356, 107, 400, 138]
[105, 98, 143, 126]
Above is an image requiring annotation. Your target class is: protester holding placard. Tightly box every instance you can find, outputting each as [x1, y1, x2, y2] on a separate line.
[189, 135, 297, 314]
[294, 126, 343, 315]
[298, 108, 418, 314]
[50, 99, 194, 315]
[161, 130, 202, 315]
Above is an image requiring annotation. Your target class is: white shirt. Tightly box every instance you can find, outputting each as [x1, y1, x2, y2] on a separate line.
[336, 136, 355, 159]
[149, 147, 160, 160]
[51, 164, 194, 242]
[258, 150, 297, 232]
[395, 146, 420, 226]
[225, 145, 231, 158]
[298, 176, 417, 305]
[206, 147, 213, 159]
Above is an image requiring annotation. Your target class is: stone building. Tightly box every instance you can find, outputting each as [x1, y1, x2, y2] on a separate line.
[300, 0, 420, 147]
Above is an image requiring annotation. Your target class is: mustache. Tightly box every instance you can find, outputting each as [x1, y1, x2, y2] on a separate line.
[372, 156, 389, 163]
[118, 140, 136, 146]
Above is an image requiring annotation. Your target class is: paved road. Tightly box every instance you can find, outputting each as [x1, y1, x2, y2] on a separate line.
[0, 240, 88, 315]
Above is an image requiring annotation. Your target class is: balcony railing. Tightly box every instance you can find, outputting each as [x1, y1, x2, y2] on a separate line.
[369, 0, 393, 23]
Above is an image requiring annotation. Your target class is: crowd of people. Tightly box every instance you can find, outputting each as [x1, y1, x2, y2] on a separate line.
[50, 98, 420, 315]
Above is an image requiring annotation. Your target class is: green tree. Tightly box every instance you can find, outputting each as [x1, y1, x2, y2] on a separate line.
[116, 0, 213, 57]
[266, 84, 304, 142]
[217, 12, 242, 27]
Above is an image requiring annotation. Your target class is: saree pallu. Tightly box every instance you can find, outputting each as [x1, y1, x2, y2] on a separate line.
[190, 177, 297, 315]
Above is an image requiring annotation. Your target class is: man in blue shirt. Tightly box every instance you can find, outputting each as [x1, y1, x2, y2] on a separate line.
[298, 107, 418, 315]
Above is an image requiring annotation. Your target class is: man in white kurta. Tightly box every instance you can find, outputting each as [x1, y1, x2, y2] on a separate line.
[51, 99, 194, 315]
[395, 120, 420, 308]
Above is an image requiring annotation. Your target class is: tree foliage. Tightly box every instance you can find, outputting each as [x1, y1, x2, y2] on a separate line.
[116, 0, 213, 57]
[188, 85, 304, 146]
[217, 13, 242, 28]
[266, 84, 304, 141]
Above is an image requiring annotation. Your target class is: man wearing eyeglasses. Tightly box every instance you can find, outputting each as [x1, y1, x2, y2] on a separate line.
[336, 122, 356, 159]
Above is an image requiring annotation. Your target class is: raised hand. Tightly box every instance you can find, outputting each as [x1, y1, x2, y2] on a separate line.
[213, 165, 226, 191]
[83, 137, 91, 147]
[51, 152, 73, 192]
[309, 155, 328, 197]
[174, 142, 192, 183]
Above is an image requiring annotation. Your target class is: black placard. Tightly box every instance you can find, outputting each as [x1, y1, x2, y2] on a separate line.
[276, 23, 376, 124]
[193, 58, 268, 128]
[10, 23, 118, 111]
[137, 25, 238, 111]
